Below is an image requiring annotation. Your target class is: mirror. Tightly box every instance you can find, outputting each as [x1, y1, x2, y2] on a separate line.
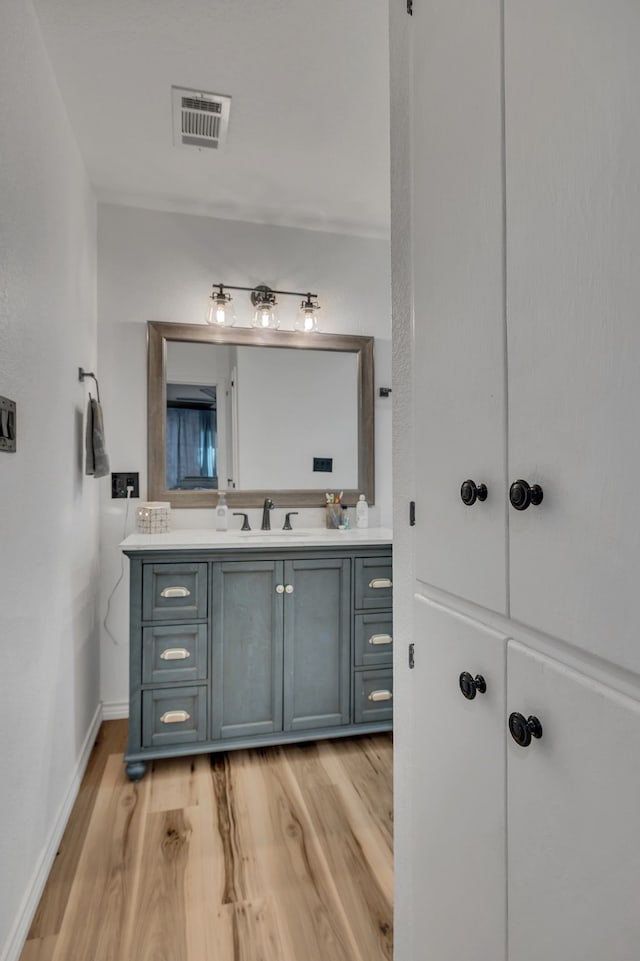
[147, 321, 374, 508]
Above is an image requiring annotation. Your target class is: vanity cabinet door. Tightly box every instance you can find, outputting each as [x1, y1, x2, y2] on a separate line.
[282, 557, 351, 732]
[212, 560, 284, 740]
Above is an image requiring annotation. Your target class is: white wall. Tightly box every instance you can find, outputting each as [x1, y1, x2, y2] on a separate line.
[97, 203, 392, 709]
[0, 2, 99, 958]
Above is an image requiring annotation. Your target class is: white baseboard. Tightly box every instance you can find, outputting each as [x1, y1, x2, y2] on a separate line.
[101, 699, 129, 720]
[1, 703, 103, 961]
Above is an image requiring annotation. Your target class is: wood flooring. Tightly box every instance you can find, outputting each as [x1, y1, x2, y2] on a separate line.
[20, 722, 393, 961]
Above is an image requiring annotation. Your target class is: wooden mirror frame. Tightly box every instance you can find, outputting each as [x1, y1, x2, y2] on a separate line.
[147, 321, 375, 508]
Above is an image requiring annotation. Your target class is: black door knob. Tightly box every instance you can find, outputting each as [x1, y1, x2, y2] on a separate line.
[460, 480, 488, 506]
[509, 479, 543, 511]
[508, 712, 543, 747]
[459, 672, 487, 700]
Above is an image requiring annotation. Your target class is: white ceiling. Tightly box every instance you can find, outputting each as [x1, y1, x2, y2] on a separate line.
[32, 0, 390, 237]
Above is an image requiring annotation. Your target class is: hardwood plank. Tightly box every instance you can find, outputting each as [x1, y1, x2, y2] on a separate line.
[188, 899, 286, 961]
[284, 743, 393, 960]
[50, 753, 150, 961]
[318, 735, 394, 851]
[26, 720, 128, 941]
[233, 747, 365, 961]
[209, 752, 260, 904]
[19, 935, 57, 961]
[123, 808, 191, 961]
[148, 756, 200, 813]
[182, 755, 258, 957]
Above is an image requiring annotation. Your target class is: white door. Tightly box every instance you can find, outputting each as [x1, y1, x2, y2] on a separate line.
[411, 0, 507, 614]
[505, 1, 640, 674]
[411, 595, 507, 961]
[507, 641, 640, 961]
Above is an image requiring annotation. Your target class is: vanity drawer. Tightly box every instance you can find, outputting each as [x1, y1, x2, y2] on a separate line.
[354, 612, 393, 668]
[354, 557, 393, 610]
[142, 686, 208, 747]
[354, 669, 393, 724]
[142, 563, 208, 621]
[142, 624, 208, 684]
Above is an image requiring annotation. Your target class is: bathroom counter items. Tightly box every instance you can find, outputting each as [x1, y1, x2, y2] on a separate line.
[120, 526, 392, 551]
[121, 531, 393, 780]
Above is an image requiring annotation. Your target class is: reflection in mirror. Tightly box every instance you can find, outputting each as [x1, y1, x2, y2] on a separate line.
[165, 340, 235, 492]
[166, 342, 359, 493]
[166, 382, 218, 490]
[148, 322, 374, 509]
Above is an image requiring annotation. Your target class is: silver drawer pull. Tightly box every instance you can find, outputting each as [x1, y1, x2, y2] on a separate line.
[160, 710, 191, 724]
[159, 648, 191, 661]
[368, 577, 392, 590]
[368, 689, 393, 702]
[368, 634, 393, 646]
[160, 586, 191, 599]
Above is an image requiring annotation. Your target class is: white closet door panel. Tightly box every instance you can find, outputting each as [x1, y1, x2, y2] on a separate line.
[506, 1, 640, 672]
[412, 0, 507, 613]
[508, 641, 640, 961]
[411, 594, 507, 961]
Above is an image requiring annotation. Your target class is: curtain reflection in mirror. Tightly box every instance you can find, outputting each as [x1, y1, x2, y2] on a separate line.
[166, 384, 218, 490]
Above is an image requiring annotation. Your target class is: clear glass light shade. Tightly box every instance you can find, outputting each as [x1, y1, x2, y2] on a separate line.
[252, 303, 279, 329]
[205, 290, 235, 326]
[295, 299, 320, 333]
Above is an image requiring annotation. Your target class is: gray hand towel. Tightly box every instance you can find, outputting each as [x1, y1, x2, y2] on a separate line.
[85, 396, 110, 478]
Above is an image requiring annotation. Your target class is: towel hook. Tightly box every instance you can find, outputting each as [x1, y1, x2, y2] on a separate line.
[79, 367, 101, 403]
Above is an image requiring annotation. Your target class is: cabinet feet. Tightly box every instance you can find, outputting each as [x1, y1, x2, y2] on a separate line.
[125, 761, 147, 781]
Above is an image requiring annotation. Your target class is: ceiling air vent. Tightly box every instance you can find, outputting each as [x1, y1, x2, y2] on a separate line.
[172, 87, 231, 150]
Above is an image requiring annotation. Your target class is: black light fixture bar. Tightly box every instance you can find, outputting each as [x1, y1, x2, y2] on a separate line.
[213, 283, 318, 298]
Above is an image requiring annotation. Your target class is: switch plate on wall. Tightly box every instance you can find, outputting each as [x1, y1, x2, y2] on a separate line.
[111, 472, 140, 498]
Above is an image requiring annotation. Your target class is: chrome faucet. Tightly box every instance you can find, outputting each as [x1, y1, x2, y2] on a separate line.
[261, 497, 274, 530]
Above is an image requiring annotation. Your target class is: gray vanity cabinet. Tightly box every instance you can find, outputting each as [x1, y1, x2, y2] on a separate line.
[123, 543, 392, 780]
[353, 556, 393, 723]
[282, 557, 351, 732]
[212, 559, 284, 740]
[212, 557, 350, 739]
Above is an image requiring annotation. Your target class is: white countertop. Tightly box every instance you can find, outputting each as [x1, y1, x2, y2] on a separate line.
[120, 526, 393, 552]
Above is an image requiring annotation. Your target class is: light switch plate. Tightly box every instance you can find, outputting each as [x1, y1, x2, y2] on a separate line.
[0, 396, 16, 452]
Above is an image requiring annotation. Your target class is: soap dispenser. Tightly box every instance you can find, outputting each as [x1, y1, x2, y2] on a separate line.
[216, 491, 229, 531]
[356, 493, 369, 529]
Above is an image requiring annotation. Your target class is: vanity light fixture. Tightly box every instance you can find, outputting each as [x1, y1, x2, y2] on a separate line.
[206, 283, 321, 332]
[205, 284, 235, 327]
[250, 285, 279, 330]
[295, 293, 321, 333]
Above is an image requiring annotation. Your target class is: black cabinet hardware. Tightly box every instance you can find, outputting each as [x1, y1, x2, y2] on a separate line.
[460, 480, 488, 506]
[459, 672, 487, 699]
[509, 479, 543, 511]
[508, 712, 543, 747]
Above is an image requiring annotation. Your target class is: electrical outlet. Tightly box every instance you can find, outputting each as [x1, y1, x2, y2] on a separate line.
[313, 457, 333, 473]
[111, 472, 139, 498]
